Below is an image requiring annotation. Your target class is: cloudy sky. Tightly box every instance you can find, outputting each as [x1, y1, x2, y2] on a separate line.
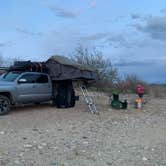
[0, 0, 166, 83]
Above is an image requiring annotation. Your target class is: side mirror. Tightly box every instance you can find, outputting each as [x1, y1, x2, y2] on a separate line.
[18, 78, 27, 84]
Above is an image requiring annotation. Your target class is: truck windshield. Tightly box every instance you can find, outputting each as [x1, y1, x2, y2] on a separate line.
[2, 71, 22, 82]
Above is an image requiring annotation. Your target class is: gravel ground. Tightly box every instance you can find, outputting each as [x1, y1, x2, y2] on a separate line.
[0, 93, 166, 166]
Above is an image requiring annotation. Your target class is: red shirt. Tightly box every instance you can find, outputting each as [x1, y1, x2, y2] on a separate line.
[136, 85, 144, 94]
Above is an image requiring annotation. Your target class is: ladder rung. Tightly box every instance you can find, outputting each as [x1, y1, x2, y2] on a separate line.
[80, 85, 98, 114]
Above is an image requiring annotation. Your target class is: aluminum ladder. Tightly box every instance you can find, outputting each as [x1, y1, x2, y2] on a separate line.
[80, 85, 98, 114]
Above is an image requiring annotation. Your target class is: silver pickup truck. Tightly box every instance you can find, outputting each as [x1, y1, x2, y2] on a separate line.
[0, 71, 76, 115]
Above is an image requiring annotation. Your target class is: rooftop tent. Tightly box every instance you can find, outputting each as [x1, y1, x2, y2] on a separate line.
[46, 55, 98, 81]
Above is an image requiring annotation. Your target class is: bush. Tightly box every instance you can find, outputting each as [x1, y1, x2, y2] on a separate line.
[114, 74, 149, 94]
[71, 46, 150, 95]
[71, 45, 118, 82]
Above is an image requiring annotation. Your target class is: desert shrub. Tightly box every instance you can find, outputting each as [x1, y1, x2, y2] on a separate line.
[90, 80, 115, 94]
[71, 46, 150, 94]
[149, 85, 166, 98]
[116, 74, 149, 94]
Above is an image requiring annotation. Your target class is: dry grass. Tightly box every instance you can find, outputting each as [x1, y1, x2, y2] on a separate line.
[149, 85, 166, 98]
[0, 93, 166, 165]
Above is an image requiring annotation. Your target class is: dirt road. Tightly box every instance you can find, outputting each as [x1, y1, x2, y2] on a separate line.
[0, 94, 166, 166]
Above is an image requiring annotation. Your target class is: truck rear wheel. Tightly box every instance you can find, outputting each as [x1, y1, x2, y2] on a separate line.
[0, 95, 10, 115]
[69, 89, 76, 107]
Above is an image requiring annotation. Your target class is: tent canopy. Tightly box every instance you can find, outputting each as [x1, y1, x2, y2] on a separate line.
[46, 55, 98, 81]
[48, 56, 95, 71]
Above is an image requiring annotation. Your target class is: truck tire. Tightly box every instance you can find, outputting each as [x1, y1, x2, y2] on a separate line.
[54, 81, 76, 109]
[55, 89, 76, 108]
[69, 89, 76, 107]
[55, 94, 66, 108]
[0, 95, 10, 115]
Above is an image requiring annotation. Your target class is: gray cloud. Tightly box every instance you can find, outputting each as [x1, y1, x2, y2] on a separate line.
[160, 9, 166, 13]
[81, 33, 108, 41]
[117, 60, 166, 83]
[115, 60, 155, 67]
[131, 13, 141, 20]
[16, 27, 43, 36]
[81, 33, 131, 48]
[135, 16, 166, 41]
[90, 1, 97, 8]
[81, 25, 166, 50]
[107, 34, 143, 48]
[82, 32, 147, 49]
[42, 29, 81, 56]
[0, 41, 13, 48]
[107, 34, 127, 46]
[48, 6, 78, 18]
[81, 33, 135, 49]
[0, 43, 8, 47]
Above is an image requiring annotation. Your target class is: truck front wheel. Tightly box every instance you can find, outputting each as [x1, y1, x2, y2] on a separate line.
[0, 95, 10, 115]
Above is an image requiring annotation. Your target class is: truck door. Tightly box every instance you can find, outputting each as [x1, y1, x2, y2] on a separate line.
[35, 74, 52, 102]
[17, 73, 52, 103]
[17, 73, 40, 103]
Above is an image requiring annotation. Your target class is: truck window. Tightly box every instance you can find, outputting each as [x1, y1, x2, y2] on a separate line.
[20, 74, 39, 83]
[36, 74, 48, 83]
[20, 74, 48, 84]
[2, 71, 22, 82]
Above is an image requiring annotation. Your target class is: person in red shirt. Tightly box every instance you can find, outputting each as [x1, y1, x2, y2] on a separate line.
[136, 84, 145, 98]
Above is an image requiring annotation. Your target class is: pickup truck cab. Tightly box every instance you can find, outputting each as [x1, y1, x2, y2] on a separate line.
[0, 71, 76, 115]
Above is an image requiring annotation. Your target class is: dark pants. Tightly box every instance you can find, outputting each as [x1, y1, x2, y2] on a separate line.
[138, 93, 143, 98]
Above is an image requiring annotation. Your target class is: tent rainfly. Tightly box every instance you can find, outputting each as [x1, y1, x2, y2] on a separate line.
[46, 56, 98, 81]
